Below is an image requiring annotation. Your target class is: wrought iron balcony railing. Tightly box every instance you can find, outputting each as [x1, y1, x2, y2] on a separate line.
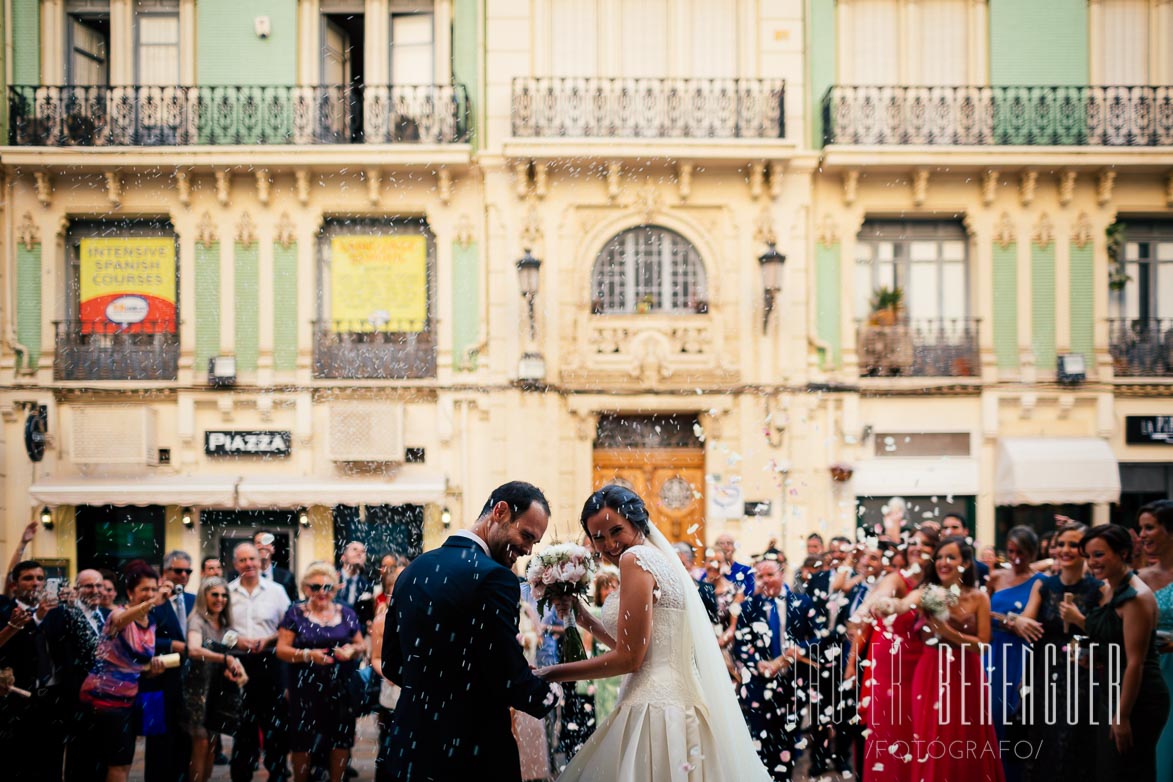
[54, 320, 179, 381]
[512, 77, 785, 139]
[1110, 318, 1173, 376]
[857, 317, 980, 377]
[313, 320, 436, 380]
[8, 84, 469, 146]
[824, 85, 1173, 146]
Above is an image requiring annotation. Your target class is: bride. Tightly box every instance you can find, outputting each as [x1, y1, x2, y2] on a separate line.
[536, 485, 771, 781]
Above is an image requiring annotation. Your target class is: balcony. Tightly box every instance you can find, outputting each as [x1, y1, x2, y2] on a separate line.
[512, 77, 785, 139]
[54, 320, 179, 381]
[857, 318, 980, 377]
[313, 320, 436, 380]
[1110, 318, 1173, 377]
[823, 85, 1173, 146]
[8, 84, 469, 146]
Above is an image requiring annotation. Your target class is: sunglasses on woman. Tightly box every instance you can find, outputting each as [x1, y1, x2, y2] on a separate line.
[307, 583, 335, 593]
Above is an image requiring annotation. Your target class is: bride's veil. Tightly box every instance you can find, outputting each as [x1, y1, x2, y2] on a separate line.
[645, 524, 773, 780]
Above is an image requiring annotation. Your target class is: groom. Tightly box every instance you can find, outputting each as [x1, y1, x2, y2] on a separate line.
[378, 481, 562, 782]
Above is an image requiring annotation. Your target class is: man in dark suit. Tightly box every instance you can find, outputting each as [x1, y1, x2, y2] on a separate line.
[802, 536, 853, 777]
[0, 560, 59, 782]
[254, 530, 298, 602]
[735, 556, 822, 782]
[42, 569, 108, 781]
[336, 540, 372, 609]
[942, 514, 989, 585]
[145, 551, 196, 782]
[379, 481, 561, 782]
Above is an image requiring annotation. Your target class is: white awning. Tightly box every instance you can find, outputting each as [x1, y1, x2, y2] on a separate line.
[852, 457, 980, 497]
[236, 471, 447, 508]
[29, 475, 240, 508]
[996, 437, 1121, 506]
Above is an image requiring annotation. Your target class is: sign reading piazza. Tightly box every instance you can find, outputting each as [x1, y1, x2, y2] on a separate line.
[204, 430, 292, 457]
[79, 236, 177, 333]
[330, 235, 427, 331]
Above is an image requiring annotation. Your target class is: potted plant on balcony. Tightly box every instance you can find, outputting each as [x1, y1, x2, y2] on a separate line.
[636, 294, 655, 314]
[859, 286, 914, 375]
[1107, 223, 1130, 291]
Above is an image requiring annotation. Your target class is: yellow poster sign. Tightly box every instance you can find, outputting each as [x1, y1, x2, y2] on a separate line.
[330, 235, 428, 332]
[79, 237, 176, 333]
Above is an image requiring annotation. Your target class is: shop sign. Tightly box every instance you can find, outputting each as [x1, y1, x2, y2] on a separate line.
[1125, 416, 1173, 445]
[79, 236, 177, 333]
[205, 431, 291, 457]
[330, 235, 427, 332]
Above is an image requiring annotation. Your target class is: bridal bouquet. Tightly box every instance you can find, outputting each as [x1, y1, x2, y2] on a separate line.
[527, 543, 595, 663]
[919, 583, 961, 621]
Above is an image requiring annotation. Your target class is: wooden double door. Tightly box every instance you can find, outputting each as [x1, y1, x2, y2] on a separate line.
[592, 448, 705, 549]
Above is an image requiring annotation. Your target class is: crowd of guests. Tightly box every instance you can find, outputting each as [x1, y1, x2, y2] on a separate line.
[0, 526, 411, 782]
[4, 503, 1173, 782]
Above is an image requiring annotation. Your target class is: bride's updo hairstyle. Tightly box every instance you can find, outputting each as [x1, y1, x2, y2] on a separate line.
[580, 484, 652, 537]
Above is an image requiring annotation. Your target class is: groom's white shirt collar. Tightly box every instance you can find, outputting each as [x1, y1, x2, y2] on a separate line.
[452, 529, 490, 556]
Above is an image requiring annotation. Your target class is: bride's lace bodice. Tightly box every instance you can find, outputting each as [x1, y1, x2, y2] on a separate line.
[600, 544, 704, 707]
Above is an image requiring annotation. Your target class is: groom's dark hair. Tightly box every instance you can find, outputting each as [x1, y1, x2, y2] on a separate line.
[479, 481, 551, 521]
[580, 484, 652, 536]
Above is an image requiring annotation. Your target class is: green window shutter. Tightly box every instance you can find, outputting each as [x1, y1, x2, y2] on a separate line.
[992, 243, 1019, 369]
[194, 242, 221, 374]
[16, 243, 42, 371]
[815, 242, 841, 368]
[1069, 242, 1094, 360]
[451, 241, 480, 371]
[1032, 243, 1057, 372]
[273, 242, 298, 372]
[234, 242, 259, 372]
[12, 0, 40, 84]
[989, 0, 1088, 86]
[809, 0, 837, 147]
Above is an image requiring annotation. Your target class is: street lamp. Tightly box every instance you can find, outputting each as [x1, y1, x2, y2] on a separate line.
[516, 250, 542, 341]
[758, 243, 786, 333]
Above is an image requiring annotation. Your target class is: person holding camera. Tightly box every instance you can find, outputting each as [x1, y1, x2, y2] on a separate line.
[79, 560, 174, 782]
[277, 561, 365, 782]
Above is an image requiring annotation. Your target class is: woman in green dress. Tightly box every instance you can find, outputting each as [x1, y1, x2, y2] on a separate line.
[1064, 524, 1170, 782]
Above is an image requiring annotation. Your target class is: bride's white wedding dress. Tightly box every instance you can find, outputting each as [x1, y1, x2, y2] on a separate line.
[557, 537, 771, 781]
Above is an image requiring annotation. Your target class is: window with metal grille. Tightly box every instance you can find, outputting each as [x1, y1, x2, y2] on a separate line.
[1111, 220, 1173, 320]
[854, 219, 969, 320]
[591, 225, 707, 314]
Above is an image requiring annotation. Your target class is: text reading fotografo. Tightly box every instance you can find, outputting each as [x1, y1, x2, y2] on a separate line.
[205, 431, 292, 457]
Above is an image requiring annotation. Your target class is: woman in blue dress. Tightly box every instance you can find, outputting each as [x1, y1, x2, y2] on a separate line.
[985, 525, 1045, 782]
[1138, 500, 1173, 782]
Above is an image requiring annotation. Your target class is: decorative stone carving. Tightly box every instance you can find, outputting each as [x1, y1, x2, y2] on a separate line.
[1019, 171, 1037, 207]
[533, 162, 547, 199]
[175, 169, 191, 208]
[363, 168, 380, 205]
[768, 161, 784, 200]
[606, 161, 622, 202]
[633, 182, 663, 222]
[1058, 170, 1076, 207]
[677, 162, 693, 202]
[215, 170, 230, 206]
[842, 170, 859, 206]
[1097, 170, 1116, 206]
[275, 212, 296, 249]
[295, 169, 310, 206]
[105, 171, 122, 206]
[1071, 212, 1093, 248]
[17, 212, 40, 249]
[962, 213, 976, 238]
[236, 212, 257, 248]
[749, 161, 765, 200]
[437, 167, 453, 205]
[816, 213, 839, 247]
[196, 211, 219, 248]
[994, 211, 1016, 249]
[514, 160, 531, 199]
[520, 200, 543, 252]
[982, 169, 998, 206]
[34, 172, 52, 208]
[912, 169, 929, 206]
[57, 216, 70, 238]
[1032, 212, 1055, 248]
[256, 169, 271, 205]
[753, 204, 777, 246]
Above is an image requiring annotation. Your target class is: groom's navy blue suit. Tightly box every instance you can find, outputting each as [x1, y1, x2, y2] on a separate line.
[379, 535, 558, 781]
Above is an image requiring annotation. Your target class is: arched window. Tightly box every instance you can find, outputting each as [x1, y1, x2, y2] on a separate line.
[591, 226, 707, 314]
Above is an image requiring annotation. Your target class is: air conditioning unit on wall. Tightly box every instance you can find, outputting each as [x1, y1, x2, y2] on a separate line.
[327, 402, 405, 462]
[70, 406, 159, 466]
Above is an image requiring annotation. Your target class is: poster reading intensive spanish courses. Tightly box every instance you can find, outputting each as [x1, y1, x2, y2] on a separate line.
[330, 235, 428, 331]
[79, 237, 177, 334]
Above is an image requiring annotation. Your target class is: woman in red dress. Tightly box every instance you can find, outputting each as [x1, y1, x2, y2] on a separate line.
[858, 526, 939, 782]
[903, 536, 1005, 782]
